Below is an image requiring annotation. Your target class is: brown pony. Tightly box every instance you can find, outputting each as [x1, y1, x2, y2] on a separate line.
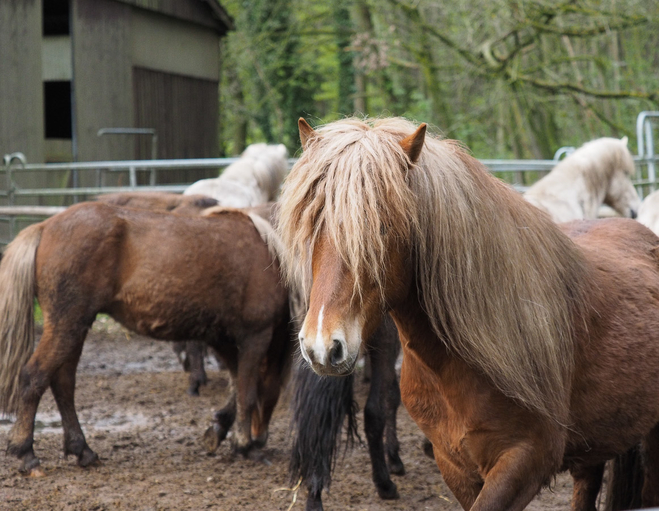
[0, 202, 292, 475]
[96, 191, 219, 215]
[277, 117, 659, 510]
[95, 192, 279, 397]
[97, 191, 221, 396]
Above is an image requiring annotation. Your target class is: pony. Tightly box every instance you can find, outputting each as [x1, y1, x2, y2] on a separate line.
[0, 202, 293, 475]
[183, 143, 289, 207]
[290, 314, 404, 511]
[638, 189, 659, 235]
[96, 191, 219, 215]
[277, 117, 659, 510]
[96, 191, 221, 396]
[95, 192, 279, 397]
[524, 136, 640, 222]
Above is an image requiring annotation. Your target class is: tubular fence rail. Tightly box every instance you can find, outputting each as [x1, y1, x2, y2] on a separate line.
[2, 111, 659, 245]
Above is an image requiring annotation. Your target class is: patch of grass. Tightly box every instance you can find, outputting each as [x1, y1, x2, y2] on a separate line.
[34, 300, 43, 326]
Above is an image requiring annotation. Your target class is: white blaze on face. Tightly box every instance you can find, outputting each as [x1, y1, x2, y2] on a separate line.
[312, 305, 327, 364]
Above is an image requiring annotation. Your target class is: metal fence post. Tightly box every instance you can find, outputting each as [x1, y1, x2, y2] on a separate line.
[3, 152, 26, 239]
[636, 111, 659, 194]
[645, 120, 655, 193]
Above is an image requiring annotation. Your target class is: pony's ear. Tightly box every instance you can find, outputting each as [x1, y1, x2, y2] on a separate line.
[299, 118, 317, 150]
[621, 136, 629, 146]
[400, 123, 427, 164]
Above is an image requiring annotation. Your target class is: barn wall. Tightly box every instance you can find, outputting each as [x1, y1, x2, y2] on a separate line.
[0, 0, 44, 163]
[133, 67, 219, 180]
[131, 9, 220, 81]
[72, 0, 134, 163]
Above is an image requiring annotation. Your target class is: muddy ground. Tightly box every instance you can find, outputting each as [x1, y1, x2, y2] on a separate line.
[0, 318, 579, 510]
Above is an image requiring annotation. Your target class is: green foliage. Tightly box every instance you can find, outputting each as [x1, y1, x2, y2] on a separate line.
[34, 300, 42, 326]
[219, 0, 659, 158]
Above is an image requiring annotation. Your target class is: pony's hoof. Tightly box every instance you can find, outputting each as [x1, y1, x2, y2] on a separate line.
[389, 458, 405, 476]
[305, 491, 324, 511]
[202, 423, 224, 454]
[18, 454, 42, 475]
[376, 480, 399, 500]
[28, 467, 46, 478]
[78, 449, 100, 468]
[251, 432, 268, 450]
[245, 448, 270, 465]
[187, 387, 200, 397]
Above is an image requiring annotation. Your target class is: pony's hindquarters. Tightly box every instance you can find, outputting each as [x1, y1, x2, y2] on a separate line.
[0, 223, 43, 414]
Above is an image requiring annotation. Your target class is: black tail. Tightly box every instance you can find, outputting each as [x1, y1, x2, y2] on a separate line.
[604, 445, 643, 511]
[289, 361, 359, 497]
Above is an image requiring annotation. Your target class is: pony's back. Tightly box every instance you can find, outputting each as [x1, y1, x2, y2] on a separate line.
[184, 143, 288, 207]
[524, 137, 636, 222]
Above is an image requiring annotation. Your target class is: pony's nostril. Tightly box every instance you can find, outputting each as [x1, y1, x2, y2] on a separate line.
[631, 209, 638, 219]
[329, 339, 344, 367]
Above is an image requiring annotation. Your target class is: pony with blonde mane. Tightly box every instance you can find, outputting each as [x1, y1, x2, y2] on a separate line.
[278, 117, 659, 510]
[184, 143, 288, 207]
[524, 137, 640, 222]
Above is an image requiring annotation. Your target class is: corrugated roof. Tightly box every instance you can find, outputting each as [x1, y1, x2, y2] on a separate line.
[113, 0, 233, 33]
[203, 0, 234, 31]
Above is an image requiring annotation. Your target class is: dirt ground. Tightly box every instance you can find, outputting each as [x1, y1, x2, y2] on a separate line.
[0, 318, 578, 510]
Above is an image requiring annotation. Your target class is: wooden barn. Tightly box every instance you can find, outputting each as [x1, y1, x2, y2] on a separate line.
[0, 0, 232, 167]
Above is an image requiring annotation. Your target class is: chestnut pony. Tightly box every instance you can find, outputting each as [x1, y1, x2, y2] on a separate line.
[0, 202, 292, 475]
[277, 117, 659, 510]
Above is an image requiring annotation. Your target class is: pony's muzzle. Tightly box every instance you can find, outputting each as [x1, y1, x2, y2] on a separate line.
[298, 332, 350, 374]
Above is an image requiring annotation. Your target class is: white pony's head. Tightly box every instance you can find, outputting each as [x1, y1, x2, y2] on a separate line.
[600, 137, 640, 219]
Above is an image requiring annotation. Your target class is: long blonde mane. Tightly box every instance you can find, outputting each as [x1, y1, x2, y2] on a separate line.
[278, 117, 589, 424]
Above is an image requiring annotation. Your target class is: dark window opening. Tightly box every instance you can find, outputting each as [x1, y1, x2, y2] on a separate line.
[43, 0, 70, 36]
[44, 81, 72, 139]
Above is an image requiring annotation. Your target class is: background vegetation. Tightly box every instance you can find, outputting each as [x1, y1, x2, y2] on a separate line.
[217, 0, 659, 159]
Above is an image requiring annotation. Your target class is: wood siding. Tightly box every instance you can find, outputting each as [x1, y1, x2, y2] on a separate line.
[73, 0, 134, 163]
[0, 0, 44, 163]
[133, 67, 219, 183]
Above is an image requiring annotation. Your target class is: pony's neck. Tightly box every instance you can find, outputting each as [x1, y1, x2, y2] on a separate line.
[389, 282, 451, 375]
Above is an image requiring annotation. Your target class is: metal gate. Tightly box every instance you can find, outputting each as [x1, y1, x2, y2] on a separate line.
[2, 111, 659, 244]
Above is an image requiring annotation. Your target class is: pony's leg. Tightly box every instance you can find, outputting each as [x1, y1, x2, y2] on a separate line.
[202, 390, 236, 453]
[50, 341, 98, 468]
[466, 445, 556, 511]
[251, 362, 282, 449]
[364, 341, 399, 500]
[202, 355, 237, 454]
[184, 341, 208, 397]
[642, 424, 659, 506]
[233, 328, 272, 458]
[7, 325, 87, 474]
[569, 464, 604, 511]
[383, 358, 404, 475]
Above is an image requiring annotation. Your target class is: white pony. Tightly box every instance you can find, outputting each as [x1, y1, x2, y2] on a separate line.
[637, 189, 659, 235]
[184, 143, 288, 207]
[524, 137, 640, 223]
